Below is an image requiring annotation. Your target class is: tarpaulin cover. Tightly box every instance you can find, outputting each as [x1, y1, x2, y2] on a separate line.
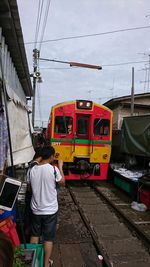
[121, 116, 150, 157]
[7, 99, 34, 166]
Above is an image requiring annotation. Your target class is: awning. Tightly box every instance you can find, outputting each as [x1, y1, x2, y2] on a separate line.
[6, 86, 34, 166]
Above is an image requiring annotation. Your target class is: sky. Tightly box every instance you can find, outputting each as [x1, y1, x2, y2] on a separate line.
[17, 0, 150, 127]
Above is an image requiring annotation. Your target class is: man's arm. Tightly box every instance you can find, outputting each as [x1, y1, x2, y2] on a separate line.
[57, 160, 65, 186]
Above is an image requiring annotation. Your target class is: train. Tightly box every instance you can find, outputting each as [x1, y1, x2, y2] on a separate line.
[46, 100, 113, 180]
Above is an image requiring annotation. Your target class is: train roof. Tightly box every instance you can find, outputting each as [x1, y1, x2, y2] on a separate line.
[51, 100, 113, 114]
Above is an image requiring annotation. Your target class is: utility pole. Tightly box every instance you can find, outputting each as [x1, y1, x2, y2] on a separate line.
[131, 67, 134, 116]
[139, 53, 150, 92]
[147, 54, 150, 91]
[32, 49, 40, 127]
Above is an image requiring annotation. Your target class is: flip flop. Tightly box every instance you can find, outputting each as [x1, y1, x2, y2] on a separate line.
[49, 259, 53, 266]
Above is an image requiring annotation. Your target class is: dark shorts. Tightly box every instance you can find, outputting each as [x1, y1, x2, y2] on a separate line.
[31, 212, 57, 241]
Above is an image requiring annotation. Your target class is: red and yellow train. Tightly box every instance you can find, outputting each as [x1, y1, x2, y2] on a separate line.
[46, 100, 113, 180]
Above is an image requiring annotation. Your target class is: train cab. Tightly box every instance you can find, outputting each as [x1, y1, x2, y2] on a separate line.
[46, 100, 113, 180]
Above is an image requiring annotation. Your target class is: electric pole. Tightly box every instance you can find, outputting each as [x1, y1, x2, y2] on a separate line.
[31, 49, 40, 127]
[131, 67, 134, 116]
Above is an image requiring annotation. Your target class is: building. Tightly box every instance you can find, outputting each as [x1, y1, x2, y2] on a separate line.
[0, 0, 34, 172]
[104, 93, 150, 129]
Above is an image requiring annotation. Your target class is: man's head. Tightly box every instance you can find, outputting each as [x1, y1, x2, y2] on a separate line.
[33, 147, 43, 162]
[41, 146, 55, 163]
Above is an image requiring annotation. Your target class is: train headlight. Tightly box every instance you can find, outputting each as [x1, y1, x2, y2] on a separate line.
[76, 100, 93, 110]
[79, 101, 83, 107]
[86, 102, 91, 107]
[103, 153, 108, 160]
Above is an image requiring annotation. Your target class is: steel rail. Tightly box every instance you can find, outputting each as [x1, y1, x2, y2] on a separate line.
[68, 185, 114, 267]
[93, 184, 150, 252]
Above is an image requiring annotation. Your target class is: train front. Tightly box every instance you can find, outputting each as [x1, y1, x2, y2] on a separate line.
[47, 100, 113, 180]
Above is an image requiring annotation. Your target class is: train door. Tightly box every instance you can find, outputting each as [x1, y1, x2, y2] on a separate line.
[75, 115, 91, 156]
[76, 115, 90, 139]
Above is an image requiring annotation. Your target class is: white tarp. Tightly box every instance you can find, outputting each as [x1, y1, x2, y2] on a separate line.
[6, 87, 34, 166]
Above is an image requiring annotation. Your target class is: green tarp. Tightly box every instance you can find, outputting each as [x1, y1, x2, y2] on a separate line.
[121, 116, 150, 157]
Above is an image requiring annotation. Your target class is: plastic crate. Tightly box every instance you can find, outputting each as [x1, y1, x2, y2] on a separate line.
[114, 176, 132, 194]
[0, 217, 20, 246]
[21, 244, 44, 267]
[114, 175, 138, 196]
[140, 189, 150, 210]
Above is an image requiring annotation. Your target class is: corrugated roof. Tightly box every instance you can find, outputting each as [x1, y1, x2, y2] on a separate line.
[104, 92, 150, 107]
[0, 0, 32, 96]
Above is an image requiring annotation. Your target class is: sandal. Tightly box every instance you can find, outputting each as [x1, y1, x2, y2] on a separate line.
[49, 259, 53, 266]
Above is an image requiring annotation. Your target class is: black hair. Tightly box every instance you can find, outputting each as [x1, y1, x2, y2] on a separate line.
[41, 146, 55, 160]
[0, 232, 14, 267]
[33, 147, 42, 160]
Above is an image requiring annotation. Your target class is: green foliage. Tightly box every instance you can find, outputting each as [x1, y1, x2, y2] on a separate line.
[13, 247, 26, 267]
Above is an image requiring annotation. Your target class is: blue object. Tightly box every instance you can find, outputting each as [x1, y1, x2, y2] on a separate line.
[0, 167, 17, 222]
[0, 203, 16, 222]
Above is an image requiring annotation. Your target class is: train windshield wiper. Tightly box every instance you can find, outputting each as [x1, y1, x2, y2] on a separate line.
[94, 118, 101, 129]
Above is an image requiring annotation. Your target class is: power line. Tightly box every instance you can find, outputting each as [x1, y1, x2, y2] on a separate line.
[102, 60, 149, 67]
[41, 67, 72, 70]
[25, 25, 150, 45]
[39, 0, 52, 51]
[34, 0, 41, 47]
[34, 0, 44, 48]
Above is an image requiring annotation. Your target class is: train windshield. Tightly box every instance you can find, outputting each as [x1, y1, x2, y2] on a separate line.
[94, 119, 110, 136]
[55, 116, 73, 134]
[76, 115, 90, 138]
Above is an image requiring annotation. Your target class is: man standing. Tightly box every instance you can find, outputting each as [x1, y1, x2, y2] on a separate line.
[28, 146, 65, 267]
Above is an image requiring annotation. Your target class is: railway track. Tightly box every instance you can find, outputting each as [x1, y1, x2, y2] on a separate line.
[53, 187, 102, 267]
[94, 182, 150, 248]
[68, 182, 150, 267]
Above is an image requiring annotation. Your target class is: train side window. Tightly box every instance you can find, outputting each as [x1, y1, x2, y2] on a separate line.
[55, 116, 73, 134]
[94, 119, 110, 136]
[77, 118, 88, 135]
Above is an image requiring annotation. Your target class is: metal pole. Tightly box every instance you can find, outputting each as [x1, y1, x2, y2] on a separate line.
[32, 71, 36, 128]
[32, 49, 40, 127]
[147, 55, 150, 91]
[131, 67, 134, 116]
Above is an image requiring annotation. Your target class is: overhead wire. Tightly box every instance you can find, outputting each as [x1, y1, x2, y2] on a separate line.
[102, 60, 149, 67]
[39, 0, 52, 51]
[25, 25, 150, 45]
[34, 0, 41, 48]
[34, 0, 44, 48]
[36, 0, 51, 124]
[41, 67, 72, 70]
[33, 0, 52, 124]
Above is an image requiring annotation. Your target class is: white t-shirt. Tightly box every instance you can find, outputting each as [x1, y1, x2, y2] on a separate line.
[27, 164, 62, 215]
